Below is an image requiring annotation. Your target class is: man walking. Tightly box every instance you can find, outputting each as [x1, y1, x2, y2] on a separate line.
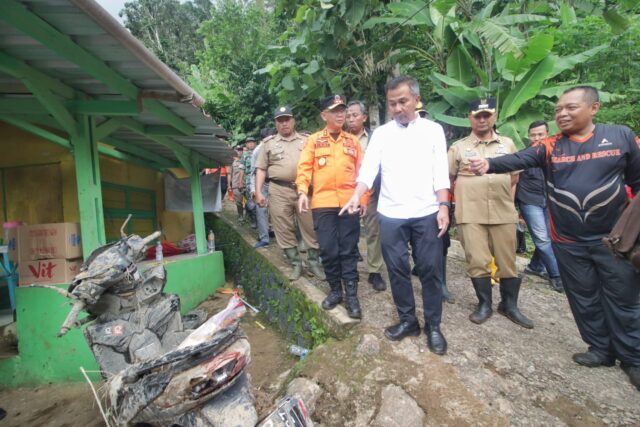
[255, 107, 324, 280]
[297, 95, 368, 319]
[229, 145, 245, 222]
[470, 86, 640, 391]
[239, 137, 257, 229]
[448, 98, 533, 330]
[250, 129, 274, 249]
[516, 120, 563, 293]
[341, 76, 450, 355]
[346, 100, 386, 291]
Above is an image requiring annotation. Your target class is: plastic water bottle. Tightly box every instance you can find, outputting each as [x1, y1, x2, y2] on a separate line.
[155, 240, 163, 262]
[207, 230, 216, 253]
[289, 345, 309, 359]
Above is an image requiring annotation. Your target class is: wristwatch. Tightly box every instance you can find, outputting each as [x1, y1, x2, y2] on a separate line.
[439, 201, 452, 208]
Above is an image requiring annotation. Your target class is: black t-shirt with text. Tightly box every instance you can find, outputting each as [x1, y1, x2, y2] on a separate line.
[489, 124, 640, 244]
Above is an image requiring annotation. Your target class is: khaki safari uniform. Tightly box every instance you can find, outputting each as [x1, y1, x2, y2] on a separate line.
[230, 158, 245, 213]
[449, 133, 519, 278]
[357, 129, 384, 275]
[255, 132, 319, 250]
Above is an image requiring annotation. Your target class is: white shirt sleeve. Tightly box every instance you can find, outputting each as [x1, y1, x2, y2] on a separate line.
[432, 123, 450, 192]
[357, 127, 382, 189]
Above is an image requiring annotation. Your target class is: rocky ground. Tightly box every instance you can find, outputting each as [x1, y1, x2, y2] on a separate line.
[1, 202, 639, 426]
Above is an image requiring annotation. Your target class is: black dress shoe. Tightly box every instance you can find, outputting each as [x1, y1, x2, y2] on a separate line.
[384, 321, 421, 341]
[426, 325, 447, 355]
[368, 273, 386, 291]
[572, 351, 615, 367]
[621, 363, 640, 391]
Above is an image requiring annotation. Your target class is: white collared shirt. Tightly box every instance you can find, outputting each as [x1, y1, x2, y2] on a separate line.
[357, 117, 450, 219]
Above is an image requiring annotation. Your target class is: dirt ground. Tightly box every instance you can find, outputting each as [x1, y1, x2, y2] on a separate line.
[2, 204, 640, 425]
[0, 285, 297, 426]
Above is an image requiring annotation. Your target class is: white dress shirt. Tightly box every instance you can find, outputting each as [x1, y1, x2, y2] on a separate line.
[357, 117, 450, 219]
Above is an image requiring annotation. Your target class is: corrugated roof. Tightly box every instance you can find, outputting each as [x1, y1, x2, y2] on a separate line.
[0, 0, 234, 167]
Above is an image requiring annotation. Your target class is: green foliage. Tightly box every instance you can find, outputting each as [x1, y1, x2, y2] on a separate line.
[192, 0, 278, 142]
[365, 0, 638, 146]
[121, 0, 210, 77]
[257, 0, 394, 129]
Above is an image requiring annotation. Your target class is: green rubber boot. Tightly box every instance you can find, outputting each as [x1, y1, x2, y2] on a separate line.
[307, 248, 326, 280]
[284, 247, 303, 280]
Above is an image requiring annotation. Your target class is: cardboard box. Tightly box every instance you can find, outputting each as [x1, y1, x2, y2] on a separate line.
[18, 223, 82, 261]
[4, 227, 20, 263]
[18, 258, 82, 286]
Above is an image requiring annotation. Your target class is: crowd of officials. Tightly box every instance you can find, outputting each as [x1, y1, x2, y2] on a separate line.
[225, 76, 639, 391]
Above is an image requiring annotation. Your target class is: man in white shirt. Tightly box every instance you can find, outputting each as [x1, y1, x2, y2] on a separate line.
[341, 75, 451, 355]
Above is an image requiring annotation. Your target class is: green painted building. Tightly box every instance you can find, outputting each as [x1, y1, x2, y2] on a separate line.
[0, 0, 232, 387]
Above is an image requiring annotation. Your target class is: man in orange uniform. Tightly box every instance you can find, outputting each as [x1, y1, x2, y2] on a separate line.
[296, 94, 369, 319]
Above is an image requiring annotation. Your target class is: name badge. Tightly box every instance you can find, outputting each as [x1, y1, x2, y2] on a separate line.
[464, 150, 478, 158]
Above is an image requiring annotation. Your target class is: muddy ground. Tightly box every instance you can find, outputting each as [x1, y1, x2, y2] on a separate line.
[0, 286, 297, 426]
[1, 203, 640, 425]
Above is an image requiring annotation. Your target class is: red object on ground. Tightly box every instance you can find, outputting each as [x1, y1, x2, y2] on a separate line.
[146, 240, 187, 260]
[627, 186, 634, 200]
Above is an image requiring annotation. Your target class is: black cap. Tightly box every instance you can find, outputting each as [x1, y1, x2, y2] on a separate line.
[273, 106, 293, 119]
[245, 136, 257, 143]
[320, 94, 347, 111]
[469, 98, 496, 115]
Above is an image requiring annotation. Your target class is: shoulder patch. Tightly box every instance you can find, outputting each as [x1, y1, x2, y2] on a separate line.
[261, 134, 276, 143]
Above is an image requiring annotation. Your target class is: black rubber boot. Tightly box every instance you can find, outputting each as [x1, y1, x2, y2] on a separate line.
[322, 281, 343, 310]
[469, 277, 493, 324]
[344, 280, 362, 319]
[498, 277, 534, 329]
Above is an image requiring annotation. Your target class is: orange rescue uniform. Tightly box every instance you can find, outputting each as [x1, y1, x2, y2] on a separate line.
[296, 128, 369, 209]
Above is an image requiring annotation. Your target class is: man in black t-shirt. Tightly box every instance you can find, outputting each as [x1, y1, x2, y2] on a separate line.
[516, 120, 563, 293]
[470, 86, 640, 392]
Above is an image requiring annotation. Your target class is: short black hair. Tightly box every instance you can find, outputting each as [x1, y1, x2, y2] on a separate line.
[563, 85, 599, 104]
[260, 127, 276, 139]
[528, 120, 548, 131]
[385, 75, 420, 96]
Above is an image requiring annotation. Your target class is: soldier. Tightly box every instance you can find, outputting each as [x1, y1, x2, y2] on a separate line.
[297, 95, 369, 319]
[229, 145, 245, 222]
[255, 107, 325, 280]
[448, 98, 533, 329]
[239, 137, 257, 228]
[346, 100, 386, 291]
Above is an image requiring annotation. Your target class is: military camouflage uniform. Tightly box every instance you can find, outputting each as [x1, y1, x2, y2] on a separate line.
[241, 148, 257, 226]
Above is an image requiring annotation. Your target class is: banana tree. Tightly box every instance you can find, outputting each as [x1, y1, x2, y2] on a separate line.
[365, 0, 619, 147]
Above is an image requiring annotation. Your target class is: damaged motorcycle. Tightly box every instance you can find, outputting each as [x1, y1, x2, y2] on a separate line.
[37, 216, 257, 426]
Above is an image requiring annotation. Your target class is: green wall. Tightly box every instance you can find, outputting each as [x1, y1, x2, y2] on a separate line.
[0, 252, 224, 388]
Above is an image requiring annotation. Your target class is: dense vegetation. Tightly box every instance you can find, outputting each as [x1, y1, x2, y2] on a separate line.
[121, 0, 640, 145]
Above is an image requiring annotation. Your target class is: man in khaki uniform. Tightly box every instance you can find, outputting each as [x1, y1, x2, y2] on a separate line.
[229, 145, 245, 221]
[346, 100, 386, 291]
[255, 106, 324, 280]
[449, 98, 533, 329]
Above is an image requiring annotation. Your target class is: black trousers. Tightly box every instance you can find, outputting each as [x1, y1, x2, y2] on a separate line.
[553, 242, 640, 366]
[312, 208, 360, 284]
[379, 212, 443, 326]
